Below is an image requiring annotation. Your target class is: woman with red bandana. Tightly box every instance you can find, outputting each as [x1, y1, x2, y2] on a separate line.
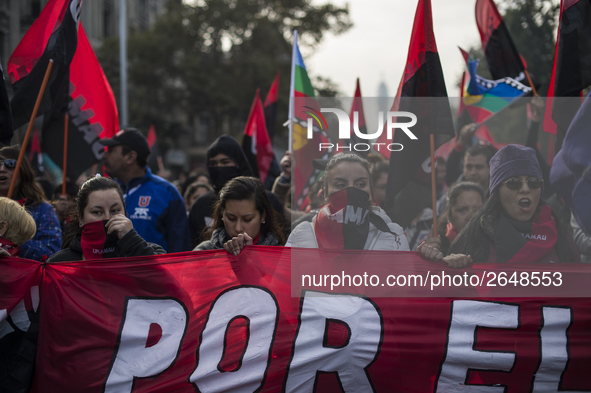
[47, 176, 164, 262]
[286, 154, 410, 251]
[441, 145, 580, 268]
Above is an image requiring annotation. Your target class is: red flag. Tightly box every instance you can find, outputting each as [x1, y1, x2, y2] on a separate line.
[242, 89, 279, 187]
[29, 128, 42, 163]
[543, 0, 591, 136]
[379, 0, 454, 204]
[146, 124, 163, 171]
[147, 124, 157, 148]
[263, 72, 279, 141]
[8, 0, 81, 129]
[41, 23, 119, 180]
[475, 0, 525, 80]
[335, 78, 368, 157]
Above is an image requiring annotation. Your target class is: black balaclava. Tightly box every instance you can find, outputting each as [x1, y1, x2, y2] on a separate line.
[207, 135, 254, 193]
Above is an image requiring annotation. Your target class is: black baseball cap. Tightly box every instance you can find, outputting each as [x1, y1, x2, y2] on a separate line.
[99, 128, 151, 157]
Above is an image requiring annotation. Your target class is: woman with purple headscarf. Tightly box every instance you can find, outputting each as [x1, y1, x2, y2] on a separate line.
[442, 144, 579, 268]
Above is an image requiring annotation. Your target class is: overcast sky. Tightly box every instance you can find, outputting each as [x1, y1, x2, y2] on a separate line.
[307, 0, 482, 98]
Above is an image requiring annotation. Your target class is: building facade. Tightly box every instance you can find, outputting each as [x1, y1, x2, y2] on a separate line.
[0, 0, 169, 67]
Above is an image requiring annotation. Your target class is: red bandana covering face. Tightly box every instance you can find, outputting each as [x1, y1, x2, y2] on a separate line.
[80, 220, 119, 260]
[314, 187, 372, 249]
[0, 238, 20, 256]
[495, 205, 558, 263]
[445, 222, 459, 244]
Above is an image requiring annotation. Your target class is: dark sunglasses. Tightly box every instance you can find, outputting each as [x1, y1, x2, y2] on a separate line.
[0, 159, 17, 170]
[502, 177, 543, 191]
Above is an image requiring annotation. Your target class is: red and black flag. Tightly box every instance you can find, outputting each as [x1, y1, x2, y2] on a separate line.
[0, 63, 13, 145]
[475, 0, 525, 80]
[41, 23, 119, 180]
[242, 89, 281, 190]
[8, 0, 82, 129]
[337, 78, 369, 157]
[263, 72, 279, 141]
[379, 0, 454, 215]
[544, 0, 591, 138]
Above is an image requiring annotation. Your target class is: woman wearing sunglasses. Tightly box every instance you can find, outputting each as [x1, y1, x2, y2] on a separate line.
[0, 147, 62, 261]
[442, 144, 579, 268]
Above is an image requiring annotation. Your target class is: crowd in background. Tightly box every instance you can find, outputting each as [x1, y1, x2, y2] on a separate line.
[0, 115, 588, 266]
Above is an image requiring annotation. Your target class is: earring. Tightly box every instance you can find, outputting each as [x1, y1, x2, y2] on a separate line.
[79, 222, 83, 227]
[262, 220, 266, 224]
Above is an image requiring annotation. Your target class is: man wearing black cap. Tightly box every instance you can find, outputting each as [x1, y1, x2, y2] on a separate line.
[100, 128, 191, 252]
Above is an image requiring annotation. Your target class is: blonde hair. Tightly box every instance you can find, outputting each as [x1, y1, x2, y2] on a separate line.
[0, 197, 36, 245]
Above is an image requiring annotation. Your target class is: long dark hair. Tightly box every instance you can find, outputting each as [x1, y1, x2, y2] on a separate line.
[0, 147, 46, 204]
[205, 176, 285, 245]
[448, 190, 577, 262]
[437, 182, 485, 236]
[63, 176, 126, 248]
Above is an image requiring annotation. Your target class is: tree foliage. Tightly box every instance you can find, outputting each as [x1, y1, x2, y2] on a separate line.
[98, 0, 352, 154]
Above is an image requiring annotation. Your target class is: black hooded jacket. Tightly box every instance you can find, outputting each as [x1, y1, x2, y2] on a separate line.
[189, 135, 285, 247]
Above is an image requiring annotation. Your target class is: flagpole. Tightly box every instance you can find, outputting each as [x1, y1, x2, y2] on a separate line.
[62, 113, 69, 195]
[524, 69, 538, 96]
[430, 134, 438, 238]
[288, 30, 298, 152]
[157, 156, 165, 173]
[8, 60, 54, 199]
[119, 0, 128, 127]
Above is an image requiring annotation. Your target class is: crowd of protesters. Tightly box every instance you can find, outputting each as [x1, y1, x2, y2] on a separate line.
[0, 117, 586, 266]
[2, 117, 588, 391]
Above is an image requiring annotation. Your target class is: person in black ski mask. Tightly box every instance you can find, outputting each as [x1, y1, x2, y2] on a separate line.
[189, 135, 286, 247]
